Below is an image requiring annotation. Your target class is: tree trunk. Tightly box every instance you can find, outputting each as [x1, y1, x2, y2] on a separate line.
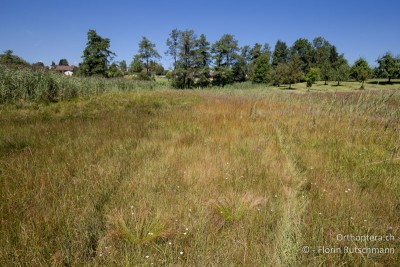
[389, 77, 391, 83]
[324, 80, 327, 85]
[361, 80, 364, 89]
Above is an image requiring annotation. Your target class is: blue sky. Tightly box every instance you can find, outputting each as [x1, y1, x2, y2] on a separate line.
[1, 0, 399, 68]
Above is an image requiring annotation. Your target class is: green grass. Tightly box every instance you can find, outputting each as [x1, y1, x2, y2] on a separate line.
[0, 83, 399, 266]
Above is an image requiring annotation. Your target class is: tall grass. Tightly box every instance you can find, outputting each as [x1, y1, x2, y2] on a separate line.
[0, 66, 167, 103]
[0, 88, 399, 266]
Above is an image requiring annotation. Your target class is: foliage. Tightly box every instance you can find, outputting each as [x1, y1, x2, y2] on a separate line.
[250, 43, 271, 62]
[350, 58, 372, 89]
[129, 55, 143, 74]
[270, 63, 287, 86]
[284, 55, 304, 88]
[165, 70, 173, 81]
[0, 50, 30, 69]
[245, 43, 271, 80]
[169, 30, 212, 88]
[149, 61, 165, 76]
[272, 40, 289, 68]
[376, 53, 400, 83]
[290, 38, 313, 73]
[320, 62, 332, 85]
[305, 67, 321, 88]
[252, 53, 271, 84]
[165, 28, 180, 70]
[58, 58, 69, 66]
[135, 71, 154, 81]
[194, 34, 212, 87]
[138, 37, 161, 75]
[196, 34, 211, 68]
[211, 34, 239, 86]
[172, 30, 198, 89]
[212, 66, 234, 87]
[77, 30, 115, 77]
[232, 53, 248, 82]
[32, 62, 46, 70]
[119, 60, 127, 73]
[331, 55, 350, 85]
[312, 37, 332, 84]
[107, 62, 124, 78]
[211, 34, 239, 68]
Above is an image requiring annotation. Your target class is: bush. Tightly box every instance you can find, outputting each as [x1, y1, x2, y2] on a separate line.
[305, 67, 321, 88]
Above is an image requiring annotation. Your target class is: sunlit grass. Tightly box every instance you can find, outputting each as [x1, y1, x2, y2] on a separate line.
[0, 87, 399, 266]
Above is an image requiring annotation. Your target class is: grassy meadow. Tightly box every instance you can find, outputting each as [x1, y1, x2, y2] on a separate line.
[0, 82, 400, 266]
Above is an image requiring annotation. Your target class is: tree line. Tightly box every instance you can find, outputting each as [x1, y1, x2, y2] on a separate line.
[1, 29, 400, 88]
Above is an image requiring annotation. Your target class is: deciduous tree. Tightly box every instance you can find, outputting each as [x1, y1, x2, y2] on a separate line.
[331, 55, 350, 86]
[351, 58, 372, 89]
[312, 37, 332, 84]
[376, 53, 399, 83]
[305, 67, 321, 88]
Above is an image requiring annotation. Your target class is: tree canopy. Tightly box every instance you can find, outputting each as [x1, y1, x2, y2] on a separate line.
[138, 37, 160, 75]
[284, 55, 304, 89]
[331, 55, 350, 86]
[376, 53, 399, 83]
[77, 30, 115, 77]
[0, 50, 30, 69]
[166, 29, 180, 70]
[272, 40, 289, 68]
[252, 53, 271, 84]
[58, 58, 69, 66]
[350, 58, 372, 89]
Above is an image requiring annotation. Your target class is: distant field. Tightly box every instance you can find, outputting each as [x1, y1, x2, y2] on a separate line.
[284, 79, 400, 92]
[0, 87, 399, 266]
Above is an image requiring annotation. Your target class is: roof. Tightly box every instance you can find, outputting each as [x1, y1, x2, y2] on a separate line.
[55, 65, 74, 71]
